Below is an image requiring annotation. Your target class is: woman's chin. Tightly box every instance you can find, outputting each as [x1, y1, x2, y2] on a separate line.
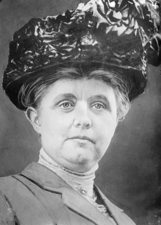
[61, 151, 98, 172]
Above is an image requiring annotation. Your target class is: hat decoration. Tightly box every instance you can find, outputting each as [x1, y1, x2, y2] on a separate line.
[3, 0, 161, 110]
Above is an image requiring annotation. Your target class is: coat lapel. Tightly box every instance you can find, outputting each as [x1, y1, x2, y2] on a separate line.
[95, 186, 135, 225]
[20, 163, 133, 225]
[60, 187, 114, 225]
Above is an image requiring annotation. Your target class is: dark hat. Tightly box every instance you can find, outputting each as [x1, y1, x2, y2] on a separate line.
[3, 0, 161, 110]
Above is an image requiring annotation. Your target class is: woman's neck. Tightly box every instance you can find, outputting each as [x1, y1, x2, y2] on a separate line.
[38, 148, 98, 198]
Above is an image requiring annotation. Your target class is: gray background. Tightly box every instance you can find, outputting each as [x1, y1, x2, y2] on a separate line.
[0, 1, 161, 224]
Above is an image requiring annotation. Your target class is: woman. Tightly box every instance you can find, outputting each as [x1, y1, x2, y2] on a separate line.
[0, 0, 160, 224]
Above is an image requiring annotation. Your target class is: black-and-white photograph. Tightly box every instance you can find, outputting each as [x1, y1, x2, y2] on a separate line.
[0, 0, 161, 224]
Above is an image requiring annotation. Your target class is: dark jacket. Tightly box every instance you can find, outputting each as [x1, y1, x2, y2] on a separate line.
[0, 163, 135, 225]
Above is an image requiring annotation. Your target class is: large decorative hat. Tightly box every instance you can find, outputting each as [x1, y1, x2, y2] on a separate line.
[3, 0, 161, 110]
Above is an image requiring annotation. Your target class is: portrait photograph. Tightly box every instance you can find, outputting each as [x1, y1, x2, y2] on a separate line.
[0, 0, 161, 224]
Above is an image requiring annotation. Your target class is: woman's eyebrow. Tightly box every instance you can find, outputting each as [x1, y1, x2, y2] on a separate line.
[53, 93, 76, 102]
[89, 95, 109, 102]
[89, 95, 111, 108]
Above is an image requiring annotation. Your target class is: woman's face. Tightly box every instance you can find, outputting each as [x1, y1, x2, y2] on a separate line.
[30, 78, 118, 172]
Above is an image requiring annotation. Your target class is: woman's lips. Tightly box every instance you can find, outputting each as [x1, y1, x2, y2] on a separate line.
[68, 136, 95, 144]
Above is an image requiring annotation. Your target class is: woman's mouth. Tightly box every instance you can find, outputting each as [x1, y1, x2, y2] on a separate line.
[68, 136, 95, 144]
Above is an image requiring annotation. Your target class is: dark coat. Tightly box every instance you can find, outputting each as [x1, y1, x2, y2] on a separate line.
[0, 163, 135, 225]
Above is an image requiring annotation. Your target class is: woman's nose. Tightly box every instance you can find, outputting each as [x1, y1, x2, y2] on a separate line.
[73, 104, 92, 129]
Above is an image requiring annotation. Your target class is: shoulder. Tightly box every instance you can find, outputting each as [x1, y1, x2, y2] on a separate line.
[0, 176, 19, 224]
[0, 173, 54, 225]
[0, 175, 24, 203]
[0, 175, 17, 193]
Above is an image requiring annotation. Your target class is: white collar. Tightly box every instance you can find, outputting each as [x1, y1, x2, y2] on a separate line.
[38, 148, 98, 198]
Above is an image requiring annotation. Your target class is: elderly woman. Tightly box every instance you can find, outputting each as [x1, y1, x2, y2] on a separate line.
[0, 0, 160, 224]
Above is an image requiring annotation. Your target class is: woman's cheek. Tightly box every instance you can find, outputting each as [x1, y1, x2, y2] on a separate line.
[98, 125, 116, 145]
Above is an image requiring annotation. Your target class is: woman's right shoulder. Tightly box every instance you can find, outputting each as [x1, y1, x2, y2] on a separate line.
[0, 176, 19, 225]
[0, 175, 31, 210]
[0, 175, 21, 204]
[0, 175, 18, 193]
[0, 175, 50, 224]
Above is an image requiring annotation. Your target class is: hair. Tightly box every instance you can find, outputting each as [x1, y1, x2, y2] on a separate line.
[18, 67, 131, 121]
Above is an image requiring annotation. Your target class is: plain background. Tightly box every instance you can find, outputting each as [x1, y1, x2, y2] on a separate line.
[0, 1, 161, 224]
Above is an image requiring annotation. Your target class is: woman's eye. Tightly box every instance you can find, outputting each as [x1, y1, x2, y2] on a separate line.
[92, 102, 106, 110]
[59, 101, 74, 109]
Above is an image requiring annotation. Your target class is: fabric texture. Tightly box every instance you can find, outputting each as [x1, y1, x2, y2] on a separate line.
[0, 163, 136, 225]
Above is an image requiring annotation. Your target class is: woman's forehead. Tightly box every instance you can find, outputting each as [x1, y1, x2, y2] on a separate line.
[46, 78, 115, 97]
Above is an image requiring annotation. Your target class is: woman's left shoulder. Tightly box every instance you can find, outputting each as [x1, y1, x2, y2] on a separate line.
[106, 198, 136, 225]
[95, 185, 136, 225]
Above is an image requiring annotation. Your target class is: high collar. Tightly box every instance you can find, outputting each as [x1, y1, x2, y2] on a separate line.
[38, 148, 98, 198]
[18, 163, 135, 225]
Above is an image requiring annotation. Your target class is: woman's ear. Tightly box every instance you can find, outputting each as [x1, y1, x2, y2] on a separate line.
[25, 107, 41, 134]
